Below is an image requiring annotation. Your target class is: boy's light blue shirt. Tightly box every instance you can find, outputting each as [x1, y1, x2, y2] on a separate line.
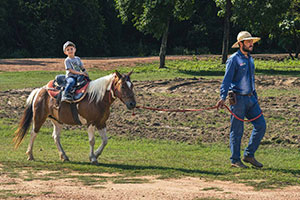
[220, 50, 256, 100]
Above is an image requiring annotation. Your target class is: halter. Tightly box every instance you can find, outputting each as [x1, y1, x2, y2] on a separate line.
[108, 75, 133, 105]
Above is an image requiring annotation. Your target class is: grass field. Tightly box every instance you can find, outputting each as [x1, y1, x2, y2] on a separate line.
[1, 58, 300, 91]
[0, 57, 300, 192]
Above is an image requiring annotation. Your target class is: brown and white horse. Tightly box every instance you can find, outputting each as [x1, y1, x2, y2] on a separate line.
[14, 71, 136, 164]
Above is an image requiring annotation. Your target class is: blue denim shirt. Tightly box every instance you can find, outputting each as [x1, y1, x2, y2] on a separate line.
[220, 50, 256, 100]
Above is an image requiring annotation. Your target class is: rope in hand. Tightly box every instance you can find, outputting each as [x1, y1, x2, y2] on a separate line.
[133, 104, 262, 122]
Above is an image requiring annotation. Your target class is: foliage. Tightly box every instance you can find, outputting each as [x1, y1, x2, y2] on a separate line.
[214, 0, 298, 55]
[115, 0, 195, 39]
[276, 0, 300, 58]
[0, 0, 107, 57]
[0, 0, 298, 58]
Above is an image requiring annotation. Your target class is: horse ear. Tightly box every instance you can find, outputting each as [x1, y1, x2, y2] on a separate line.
[127, 70, 133, 77]
[115, 70, 122, 79]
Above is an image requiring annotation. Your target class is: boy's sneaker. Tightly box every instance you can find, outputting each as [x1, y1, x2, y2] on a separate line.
[61, 92, 73, 102]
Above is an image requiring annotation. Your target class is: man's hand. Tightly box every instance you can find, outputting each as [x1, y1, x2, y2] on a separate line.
[216, 99, 225, 110]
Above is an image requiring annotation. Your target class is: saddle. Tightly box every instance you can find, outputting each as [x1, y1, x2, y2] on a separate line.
[47, 75, 90, 103]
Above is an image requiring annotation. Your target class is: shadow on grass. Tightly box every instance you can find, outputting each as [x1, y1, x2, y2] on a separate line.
[178, 69, 224, 76]
[96, 162, 225, 176]
[178, 69, 300, 77]
[1, 160, 225, 176]
[255, 69, 300, 76]
[262, 167, 300, 175]
[0, 59, 57, 66]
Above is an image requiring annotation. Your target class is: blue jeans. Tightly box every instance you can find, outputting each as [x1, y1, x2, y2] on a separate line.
[64, 77, 76, 93]
[229, 95, 266, 164]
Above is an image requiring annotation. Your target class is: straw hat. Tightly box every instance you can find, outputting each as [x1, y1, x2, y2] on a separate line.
[232, 31, 261, 48]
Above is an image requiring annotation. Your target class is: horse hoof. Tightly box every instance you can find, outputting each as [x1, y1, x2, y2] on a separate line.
[60, 154, 70, 162]
[91, 160, 99, 165]
[27, 157, 34, 161]
[62, 158, 70, 162]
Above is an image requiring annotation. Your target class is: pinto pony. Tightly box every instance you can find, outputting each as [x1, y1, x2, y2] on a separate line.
[14, 71, 136, 164]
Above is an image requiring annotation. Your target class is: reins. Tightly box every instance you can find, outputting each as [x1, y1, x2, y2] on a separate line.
[133, 104, 262, 122]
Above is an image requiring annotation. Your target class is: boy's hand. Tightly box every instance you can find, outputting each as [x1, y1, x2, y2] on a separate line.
[82, 72, 89, 77]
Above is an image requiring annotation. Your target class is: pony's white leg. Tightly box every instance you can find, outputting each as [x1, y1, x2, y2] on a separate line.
[88, 125, 97, 164]
[95, 127, 108, 159]
[26, 128, 37, 161]
[51, 120, 69, 161]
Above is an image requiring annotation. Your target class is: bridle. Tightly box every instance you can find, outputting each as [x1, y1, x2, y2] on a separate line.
[108, 75, 134, 104]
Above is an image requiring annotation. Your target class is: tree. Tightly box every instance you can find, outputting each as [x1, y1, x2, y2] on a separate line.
[215, 0, 232, 64]
[115, 0, 194, 68]
[231, 0, 291, 53]
[276, 0, 300, 59]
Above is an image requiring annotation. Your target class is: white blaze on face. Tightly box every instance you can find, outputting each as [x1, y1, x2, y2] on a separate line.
[126, 81, 132, 89]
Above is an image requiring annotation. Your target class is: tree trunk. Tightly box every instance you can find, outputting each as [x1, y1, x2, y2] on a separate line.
[159, 20, 170, 68]
[221, 0, 232, 64]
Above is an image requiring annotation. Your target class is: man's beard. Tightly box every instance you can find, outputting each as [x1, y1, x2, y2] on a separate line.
[242, 45, 253, 53]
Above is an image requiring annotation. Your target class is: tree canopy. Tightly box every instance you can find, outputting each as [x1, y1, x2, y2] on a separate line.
[0, 0, 298, 59]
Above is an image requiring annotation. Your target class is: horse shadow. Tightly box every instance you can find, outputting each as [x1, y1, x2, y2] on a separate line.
[70, 161, 225, 176]
[70, 161, 300, 176]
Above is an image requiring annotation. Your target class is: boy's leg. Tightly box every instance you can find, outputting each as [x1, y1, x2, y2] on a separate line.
[62, 77, 76, 101]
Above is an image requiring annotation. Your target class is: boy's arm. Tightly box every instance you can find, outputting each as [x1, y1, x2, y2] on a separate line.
[67, 68, 88, 77]
[78, 58, 88, 76]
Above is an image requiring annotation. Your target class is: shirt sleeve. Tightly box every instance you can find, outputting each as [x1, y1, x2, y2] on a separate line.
[64, 59, 72, 70]
[220, 57, 236, 100]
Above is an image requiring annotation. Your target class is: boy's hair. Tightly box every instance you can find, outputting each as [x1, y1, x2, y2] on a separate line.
[63, 41, 76, 52]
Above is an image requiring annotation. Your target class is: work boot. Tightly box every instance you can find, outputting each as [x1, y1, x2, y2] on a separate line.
[231, 161, 249, 168]
[243, 156, 263, 168]
[61, 91, 73, 102]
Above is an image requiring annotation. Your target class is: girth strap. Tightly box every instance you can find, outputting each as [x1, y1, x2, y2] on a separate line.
[70, 103, 82, 125]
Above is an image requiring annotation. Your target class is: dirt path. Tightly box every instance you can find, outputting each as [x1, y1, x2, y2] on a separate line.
[1, 172, 300, 200]
[0, 54, 289, 72]
[0, 56, 194, 72]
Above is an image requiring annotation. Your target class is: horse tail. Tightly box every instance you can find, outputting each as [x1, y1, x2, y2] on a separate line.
[13, 88, 41, 149]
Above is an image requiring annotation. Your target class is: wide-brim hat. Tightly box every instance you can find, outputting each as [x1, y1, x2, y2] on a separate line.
[232, 31, 260, 48]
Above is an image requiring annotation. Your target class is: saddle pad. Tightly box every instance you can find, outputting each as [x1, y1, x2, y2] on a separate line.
[46, 80, 90, 102]
[47, 80, 60, 98]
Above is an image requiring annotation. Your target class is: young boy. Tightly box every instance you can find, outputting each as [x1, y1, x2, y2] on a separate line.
[62, 41, 89, 101]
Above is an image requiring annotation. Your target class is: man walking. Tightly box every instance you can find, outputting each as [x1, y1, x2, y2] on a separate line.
[216, 31, 266, 168]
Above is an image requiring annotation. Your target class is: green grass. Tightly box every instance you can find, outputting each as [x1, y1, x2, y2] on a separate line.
[1, 119, 300, 190]
[260, 88, 300, 98]
[0, 57, 300, 191]
[1, 58, 299, 91]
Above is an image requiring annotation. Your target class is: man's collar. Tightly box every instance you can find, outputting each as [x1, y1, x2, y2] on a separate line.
[237, 49, 251, 59]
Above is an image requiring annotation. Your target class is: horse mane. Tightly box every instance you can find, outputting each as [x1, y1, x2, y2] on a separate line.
[87, 73, 116, 103]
